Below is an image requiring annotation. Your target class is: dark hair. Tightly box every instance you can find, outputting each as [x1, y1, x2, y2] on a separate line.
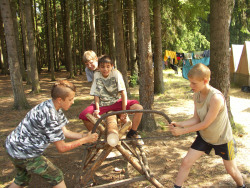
[98, 55, 113, 66]
[51, 80, 76, 100]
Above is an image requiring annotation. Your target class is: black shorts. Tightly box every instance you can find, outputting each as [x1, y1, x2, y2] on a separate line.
[191, 133, 237, 160]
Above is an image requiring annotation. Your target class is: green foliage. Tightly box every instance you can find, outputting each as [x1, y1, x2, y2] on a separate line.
[129, 73, 138, 88]
[160, 0, 210, 53]
[230, 0, 250, 44]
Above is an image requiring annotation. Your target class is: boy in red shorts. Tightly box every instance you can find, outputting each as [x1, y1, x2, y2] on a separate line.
[79, 55, 143, 141]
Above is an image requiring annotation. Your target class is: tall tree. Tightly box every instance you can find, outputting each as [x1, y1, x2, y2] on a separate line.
[153, 0, 164, 94]
[210, 0, 235, 127]
[10, 0, 26, 81]
[64, 0, 73, 78]
[0, 0, 30, 109]
[25, 0, 40, 93]
[19, 0, 32, 84]
[45, 0, 55, 80]
[108, 0, 116, 66]
[0, 10, 8, 75]
[53, 0, 59, 71]
[136, 0, 156, 131]
[90, 0, 97, 52]
[128, 0, 138, 87]
[113, 0, 130, 93]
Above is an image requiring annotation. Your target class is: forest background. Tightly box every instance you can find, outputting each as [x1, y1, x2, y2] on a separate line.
[0, 0, 250, 187]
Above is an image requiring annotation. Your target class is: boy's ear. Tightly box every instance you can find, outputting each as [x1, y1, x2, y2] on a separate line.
[204, 78, 209, 84]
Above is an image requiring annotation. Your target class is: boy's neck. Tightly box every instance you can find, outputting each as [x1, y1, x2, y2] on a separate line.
[200, 84, 211, 96]
[52, 99, 60, 111]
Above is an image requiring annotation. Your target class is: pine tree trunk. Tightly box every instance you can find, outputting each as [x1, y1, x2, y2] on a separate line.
[25, 0, 40, 93]
[153, 0, 164, 94]
[65, 0, 73, 78]
[0, 10, 8, 75]
[210, 0, 235, 128]
[90, 0, 97, 52]
[0, 0, 30, 109]
[128, 0, 138, 87]
[108, 0, 116, 67]
[10, 0, 26, 81]
[136, 0, 156, 131]
[53, 0, 59, 71]
[19, 0, 32, 84]
[45, 0, 55, 80]
[113, 0, 130, 94]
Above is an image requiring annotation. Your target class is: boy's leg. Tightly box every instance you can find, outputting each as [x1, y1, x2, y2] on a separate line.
[223, 159, 244, 186]
[129, 103, 143, 131]
[27, 156, 64, 187]
[8, 182, 23, 188]
[83, 120, 94, 131]
[53, 180, 66, 188]
[175, 148, 204, 186]
[79, 104, 96, 131]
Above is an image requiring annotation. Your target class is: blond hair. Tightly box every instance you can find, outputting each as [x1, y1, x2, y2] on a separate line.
[51, 80, 76, 100]
[82, 50, 97, 63]
[188, 63, 211, 81]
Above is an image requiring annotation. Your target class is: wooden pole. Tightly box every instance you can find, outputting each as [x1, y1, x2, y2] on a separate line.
[116, 144, 164, 188]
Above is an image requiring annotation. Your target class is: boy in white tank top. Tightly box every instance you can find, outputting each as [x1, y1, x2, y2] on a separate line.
[169, 63, 245, 188]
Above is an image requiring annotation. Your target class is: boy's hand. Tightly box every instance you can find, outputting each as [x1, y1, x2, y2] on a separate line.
[120, 113, 128, 124]
[169, 125, 185, 136]
[86, 132, 98, 143]
[170, 122, 181, 127]
[93, 110, 101, 118]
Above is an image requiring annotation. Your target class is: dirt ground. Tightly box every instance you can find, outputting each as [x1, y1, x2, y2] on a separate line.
[0, 70, 249, 188]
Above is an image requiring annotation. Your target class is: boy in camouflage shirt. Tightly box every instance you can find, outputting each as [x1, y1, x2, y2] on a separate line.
[5, 80, 98, 188]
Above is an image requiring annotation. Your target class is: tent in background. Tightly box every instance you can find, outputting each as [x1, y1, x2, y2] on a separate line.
[229, 44, 244, 81]
[234, 41, 250, 86]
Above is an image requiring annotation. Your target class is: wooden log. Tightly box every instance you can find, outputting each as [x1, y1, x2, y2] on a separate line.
[79, 145, 113, 186]
[91, 175, 146, 188]
[116, 144, 164, 188]
[86, 113, 105, 133]
[106, 115, 119, 147]
[118, 120, 132, 138]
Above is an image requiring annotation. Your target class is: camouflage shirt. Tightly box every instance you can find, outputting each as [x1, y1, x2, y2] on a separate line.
[90, 69, 126, 107]
[5, 99, 68, 159]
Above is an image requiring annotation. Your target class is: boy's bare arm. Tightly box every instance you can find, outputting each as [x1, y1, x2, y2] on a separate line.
[62, 126, 86, 139]
[120, 90, 127, 110]
[93, 96, 100, 118]
[53, 132, 98, 153]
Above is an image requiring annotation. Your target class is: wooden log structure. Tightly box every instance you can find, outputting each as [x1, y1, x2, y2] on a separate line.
[77, 113, 164, 188]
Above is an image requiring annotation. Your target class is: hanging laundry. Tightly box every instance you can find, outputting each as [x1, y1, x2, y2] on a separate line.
[164, 50, 178, 64]
[203, 50, 210, 57]
[193, 51, 204, 59]
[184, 53, 192, 59]
[176, 53, 184, 60]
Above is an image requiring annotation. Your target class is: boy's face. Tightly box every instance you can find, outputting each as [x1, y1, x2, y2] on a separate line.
[99, 63, 113, 78]
[85, 57, 98, 71]
[60, 91, 75, 111]
[188, 77, 206, 93]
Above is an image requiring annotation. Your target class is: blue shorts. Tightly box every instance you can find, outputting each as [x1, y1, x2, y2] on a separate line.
[191, 133, 237, 160]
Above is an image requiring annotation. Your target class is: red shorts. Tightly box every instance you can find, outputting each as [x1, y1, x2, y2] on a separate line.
[79, 98, 139, 121]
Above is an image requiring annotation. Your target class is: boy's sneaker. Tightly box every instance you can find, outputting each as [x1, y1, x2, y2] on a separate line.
[126, 131, 144, 146]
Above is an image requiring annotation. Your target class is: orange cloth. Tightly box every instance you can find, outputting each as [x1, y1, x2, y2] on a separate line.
[164, 50, 178, 64]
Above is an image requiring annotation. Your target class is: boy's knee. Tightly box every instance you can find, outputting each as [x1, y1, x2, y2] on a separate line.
[133, 103, 143, 110]
[181, 156, 193, 168]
